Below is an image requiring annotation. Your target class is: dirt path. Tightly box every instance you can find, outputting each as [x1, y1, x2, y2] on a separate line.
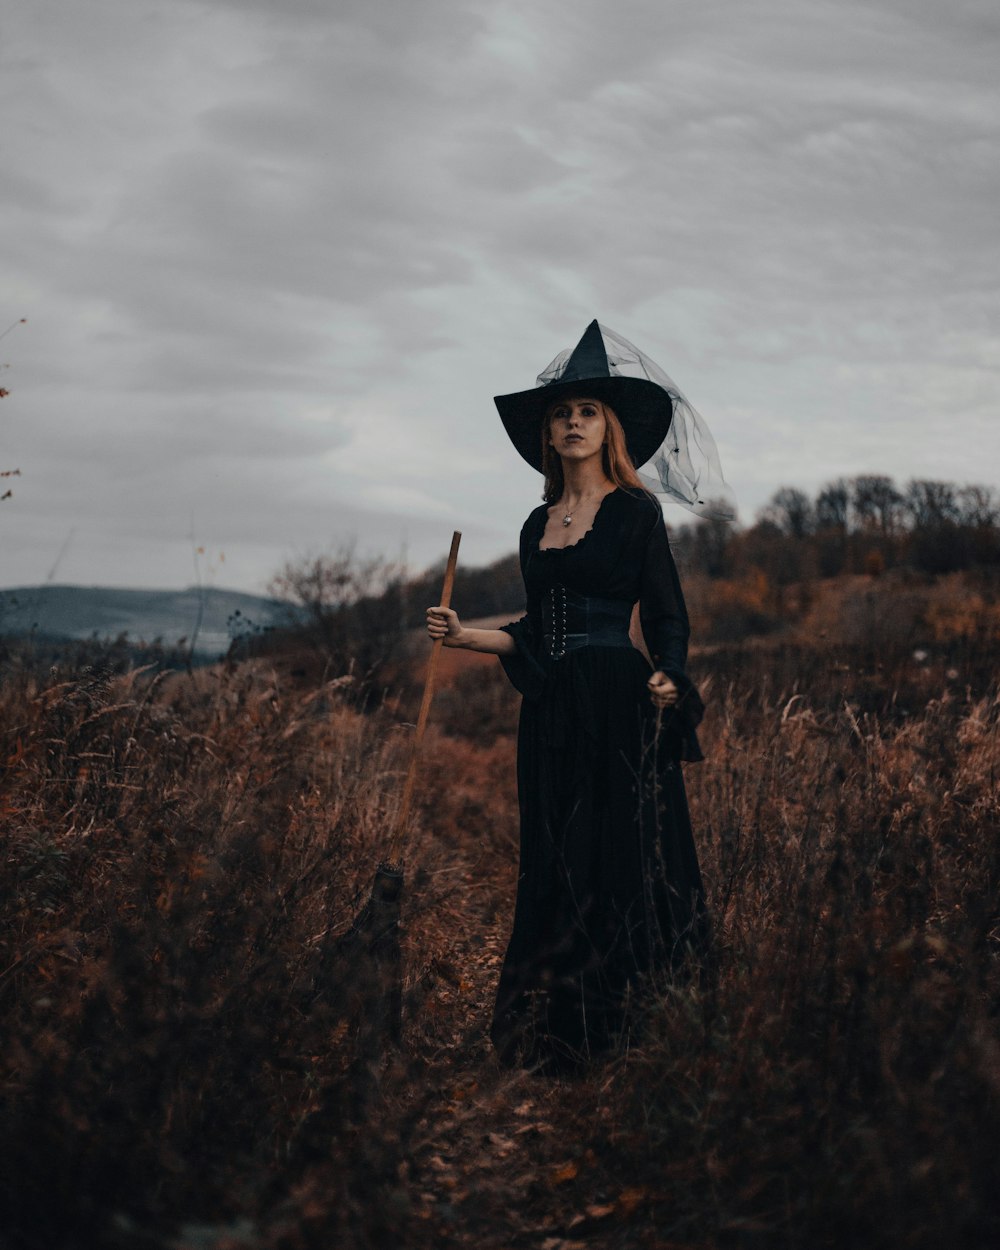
[378, 786, 670, 1250]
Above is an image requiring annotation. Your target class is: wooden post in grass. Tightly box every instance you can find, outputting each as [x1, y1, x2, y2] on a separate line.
[386, 529, 462, 867]
[340, 531, 461, 1065]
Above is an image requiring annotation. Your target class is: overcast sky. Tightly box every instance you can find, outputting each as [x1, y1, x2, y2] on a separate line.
[3, 0, 998, 592]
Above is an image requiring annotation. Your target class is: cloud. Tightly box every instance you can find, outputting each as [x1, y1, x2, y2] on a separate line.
[1, 0, 997, 591]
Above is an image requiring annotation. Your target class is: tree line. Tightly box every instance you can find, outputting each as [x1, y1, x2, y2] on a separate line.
[254, 474, 999, 691]
[673, 474, 1000, 583]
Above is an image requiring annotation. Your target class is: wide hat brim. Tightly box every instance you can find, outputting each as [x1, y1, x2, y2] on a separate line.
[494, 374, 673, 474]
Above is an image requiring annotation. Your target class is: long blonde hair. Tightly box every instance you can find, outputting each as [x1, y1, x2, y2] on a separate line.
[540, 398, 651, 504]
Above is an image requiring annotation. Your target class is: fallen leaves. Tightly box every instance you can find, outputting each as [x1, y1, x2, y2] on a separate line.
[484, 1131, 517, 1157]
[567, 1201, 616, 1228]
[617, 1185, 648, 1216]
[549, 1160, 580, 1185]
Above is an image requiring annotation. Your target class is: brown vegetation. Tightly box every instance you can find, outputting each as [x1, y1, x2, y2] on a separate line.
[1, 622, 998, 1247]
[708, 474, 1000, 580]
[250, 474, 1000, 677]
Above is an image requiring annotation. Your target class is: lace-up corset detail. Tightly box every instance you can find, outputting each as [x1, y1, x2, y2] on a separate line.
[540, 584, 634, 661]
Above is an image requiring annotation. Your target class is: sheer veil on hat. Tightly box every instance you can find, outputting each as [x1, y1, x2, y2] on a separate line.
[598, 324, 736, 520]
[495, 321, 736, 521]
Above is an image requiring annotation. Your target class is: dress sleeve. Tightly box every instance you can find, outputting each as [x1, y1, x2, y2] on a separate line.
[638, 506, 705, 761]
[497, 512, 547, 700]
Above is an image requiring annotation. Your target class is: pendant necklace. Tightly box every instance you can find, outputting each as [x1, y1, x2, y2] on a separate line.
[560, 491, 602, 527]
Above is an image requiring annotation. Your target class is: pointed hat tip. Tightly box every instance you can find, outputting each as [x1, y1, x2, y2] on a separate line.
[563, 320, 610, 381]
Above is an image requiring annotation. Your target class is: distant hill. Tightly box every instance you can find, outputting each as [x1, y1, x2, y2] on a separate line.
[0, 584, 289, 656]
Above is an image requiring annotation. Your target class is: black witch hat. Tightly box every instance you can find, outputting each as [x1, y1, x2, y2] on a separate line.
[493, 320, 674, 473]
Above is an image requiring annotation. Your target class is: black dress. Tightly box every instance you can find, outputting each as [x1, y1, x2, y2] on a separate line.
[492, 486, 709, 1067]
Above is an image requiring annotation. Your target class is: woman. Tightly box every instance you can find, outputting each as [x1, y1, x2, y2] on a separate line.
[426, 321, 733, 1070]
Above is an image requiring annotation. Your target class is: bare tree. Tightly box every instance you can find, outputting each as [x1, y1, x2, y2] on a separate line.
[813, 479, 851, 576]
[815, 479, 850, 531]
[271, 544, 398, 621]
[1, 319, 26, 501]
[955, 484, 999, 529]
[759, 487, 814, 539]
[903, 479, 959, 530]
[852, 475, 903, 534]
[269, 541, 408, 689]
[692, 513, 734, 578]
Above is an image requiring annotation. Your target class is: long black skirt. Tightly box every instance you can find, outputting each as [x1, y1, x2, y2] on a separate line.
[490, 645, 709, 1068]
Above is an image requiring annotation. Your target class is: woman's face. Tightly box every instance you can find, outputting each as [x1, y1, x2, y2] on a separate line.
[546, 396, 607, 463]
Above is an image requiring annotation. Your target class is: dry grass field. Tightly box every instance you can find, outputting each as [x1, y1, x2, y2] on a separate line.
[1, 625, 998, 1248]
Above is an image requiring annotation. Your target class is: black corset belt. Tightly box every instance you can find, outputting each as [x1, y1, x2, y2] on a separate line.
[540, 584, 634, 660]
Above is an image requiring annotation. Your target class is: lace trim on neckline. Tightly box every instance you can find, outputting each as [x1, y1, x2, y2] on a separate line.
[536, 488, 619, 554]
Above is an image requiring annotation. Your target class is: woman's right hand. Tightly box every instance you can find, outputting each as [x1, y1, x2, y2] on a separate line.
[426, 605, 465, 647]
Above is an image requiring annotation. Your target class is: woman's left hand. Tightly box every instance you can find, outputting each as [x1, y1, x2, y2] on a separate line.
[647, 670, 679, 710]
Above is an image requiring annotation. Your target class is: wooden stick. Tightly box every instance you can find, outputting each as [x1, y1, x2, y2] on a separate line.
[386, 530, 461, 861]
